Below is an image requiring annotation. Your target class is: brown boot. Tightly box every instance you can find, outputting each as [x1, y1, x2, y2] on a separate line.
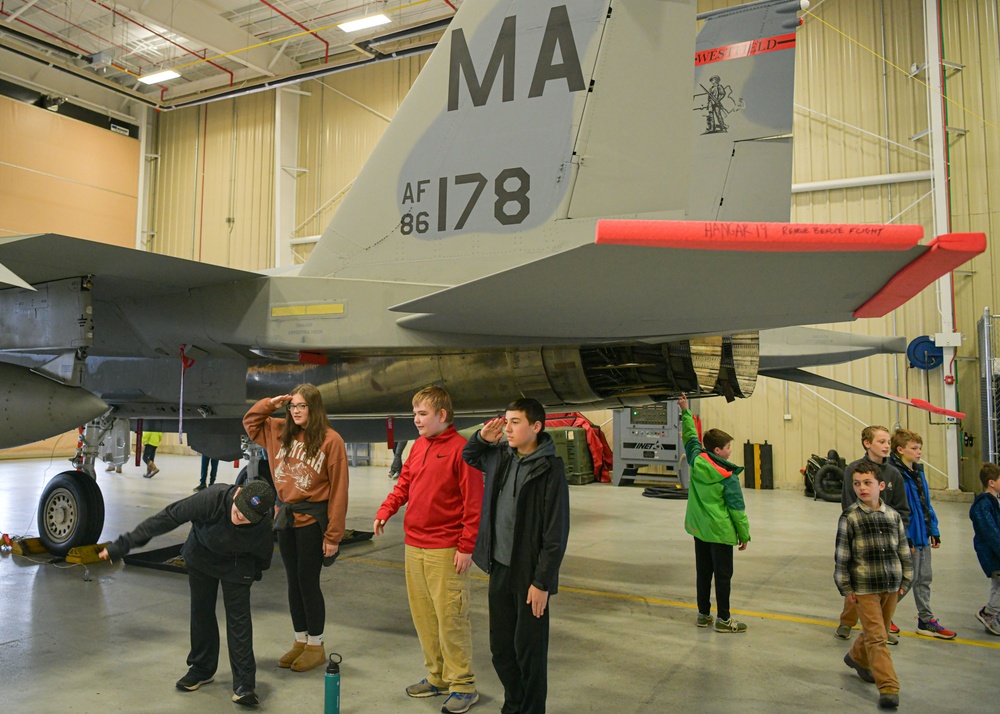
[291, 643, 326, 672]
[278, 641, 306, 668]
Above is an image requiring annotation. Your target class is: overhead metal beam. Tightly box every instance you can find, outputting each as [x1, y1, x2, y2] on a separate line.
[113, 0, 299, 78]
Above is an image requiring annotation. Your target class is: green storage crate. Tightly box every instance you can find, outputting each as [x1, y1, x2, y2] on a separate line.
[548, 427, 594, 485]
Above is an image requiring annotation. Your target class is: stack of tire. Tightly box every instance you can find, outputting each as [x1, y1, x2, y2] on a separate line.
[801, 449, 846, 503]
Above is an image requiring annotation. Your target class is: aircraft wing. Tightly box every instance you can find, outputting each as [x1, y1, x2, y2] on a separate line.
[392, 222, 986, 340]
[0, 233, 261, 298]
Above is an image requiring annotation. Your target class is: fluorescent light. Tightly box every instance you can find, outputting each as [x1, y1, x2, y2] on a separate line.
[138, 69, 181, 85]
[338, 14, 390, 33]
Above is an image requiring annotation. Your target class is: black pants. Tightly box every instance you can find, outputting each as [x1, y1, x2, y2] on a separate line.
[200, 455, 219, 486]
[694, 537, 734, 620]
[277, 522, 326, 635]
[142, 444, 157, 465]
[187, 566, 256, 690]
[489, 562, 549, 714]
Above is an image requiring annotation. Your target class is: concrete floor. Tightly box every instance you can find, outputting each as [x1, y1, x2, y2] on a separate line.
[1, 453, 997, 713]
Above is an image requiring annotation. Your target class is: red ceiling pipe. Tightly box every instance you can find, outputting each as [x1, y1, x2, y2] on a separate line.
[89, 0, 234, 86]
[259, 0, 328, 63]
[442, 0, 457, 10]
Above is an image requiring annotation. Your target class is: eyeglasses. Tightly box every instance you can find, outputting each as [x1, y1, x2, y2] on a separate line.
[287, 403, 309, 412]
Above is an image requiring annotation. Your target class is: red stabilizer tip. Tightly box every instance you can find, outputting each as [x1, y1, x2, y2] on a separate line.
[298, 351, 329, 365]
[595, 220, 923, 252]
[854, 233, 986, 318]
[908, 398, 965, 420]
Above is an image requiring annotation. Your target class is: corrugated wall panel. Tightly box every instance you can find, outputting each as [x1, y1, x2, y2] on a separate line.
[294, 55, 429, 262]
[152, 93, 274, 269]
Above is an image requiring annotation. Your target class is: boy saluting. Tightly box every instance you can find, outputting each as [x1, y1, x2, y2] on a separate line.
[835, 461, 912, 710]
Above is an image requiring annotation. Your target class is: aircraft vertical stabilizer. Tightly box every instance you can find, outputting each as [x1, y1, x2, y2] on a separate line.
[300, 0, 707, 285]
[687, 0, 805, 221]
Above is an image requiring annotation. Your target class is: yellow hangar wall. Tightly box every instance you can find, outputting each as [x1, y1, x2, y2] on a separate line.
[695, 0, 1000, 492]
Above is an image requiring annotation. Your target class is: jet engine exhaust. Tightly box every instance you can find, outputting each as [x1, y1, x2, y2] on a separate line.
[246, 334, 759, 413]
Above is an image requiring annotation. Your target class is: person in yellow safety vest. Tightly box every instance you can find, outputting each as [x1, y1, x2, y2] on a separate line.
[142, 431, 163, 478]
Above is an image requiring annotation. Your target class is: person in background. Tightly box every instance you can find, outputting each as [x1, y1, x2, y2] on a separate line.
[99, 480, 275, 707]
[678, 393, 751, 633]
[243, 384, 349, 673]
[835, 461, 911, 710]
[374, 386, 483, 714]
[462, 398, 570, 714]
[142, 430, 162, 478]
[970, 462, 1000, 636]
[836, 425, 910, 644]
[196, 453, 221, 492]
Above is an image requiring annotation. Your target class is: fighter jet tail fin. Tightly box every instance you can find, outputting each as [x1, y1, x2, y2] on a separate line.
[687, 0, 806, 222]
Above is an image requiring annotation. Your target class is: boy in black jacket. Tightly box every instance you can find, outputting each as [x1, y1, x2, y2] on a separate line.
[100, 480, 275, 707]
[463, 398, 570, 714]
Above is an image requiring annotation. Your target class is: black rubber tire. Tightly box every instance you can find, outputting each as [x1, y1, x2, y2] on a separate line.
[37, 471, 105, 556]
[813, 463, 844, 503]
[235, 459, 273, 489]
[78, 474, 106, 545]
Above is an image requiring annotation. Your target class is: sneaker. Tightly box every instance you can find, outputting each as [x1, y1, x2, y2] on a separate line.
[193, 484, 207, 493]
[834, 623, 852, 639]
[916, 617, 957, 639]
[147, 465, 160, 478]
[888, 620, 899, 634]
[232, 685, 259, 707]
[115, 466, 122, 473]
[979, 608, 1000, 636]
[175, 671, 214, 691]
[105, 463, 116, 472]
[441, 692, 479, 714]
[843, 653, 875, 683]
[696, 612, 712, 627]
[887, 632, 899, 646]
[406, 678, 449, 698]
[714, 616, 747, 633]
[878, 692, 900, 709]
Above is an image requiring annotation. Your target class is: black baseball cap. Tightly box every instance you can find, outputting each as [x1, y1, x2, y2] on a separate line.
[234, 480, 275, 524]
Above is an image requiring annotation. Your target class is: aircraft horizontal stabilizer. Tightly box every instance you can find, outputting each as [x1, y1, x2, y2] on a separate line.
[392, 222, 985, 340]
[762, 366, 965, 419]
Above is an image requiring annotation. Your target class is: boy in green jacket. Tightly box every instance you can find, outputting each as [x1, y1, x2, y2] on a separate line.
[679, 393, 751, 632]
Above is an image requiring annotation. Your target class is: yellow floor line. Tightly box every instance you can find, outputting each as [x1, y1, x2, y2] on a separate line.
[341, 555, 1000, 649]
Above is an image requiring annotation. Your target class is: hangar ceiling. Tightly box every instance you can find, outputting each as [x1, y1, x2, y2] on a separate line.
[0, 0, 459, 107]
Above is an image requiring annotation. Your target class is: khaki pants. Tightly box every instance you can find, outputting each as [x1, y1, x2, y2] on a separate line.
[849, 592, 900, 694]
[405, 545, 476, 693]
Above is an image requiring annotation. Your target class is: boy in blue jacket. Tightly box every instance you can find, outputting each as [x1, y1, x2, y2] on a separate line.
[970, 462, 1000, 636]
[678, 393, 750, 634]
[888, 429, 956, 639]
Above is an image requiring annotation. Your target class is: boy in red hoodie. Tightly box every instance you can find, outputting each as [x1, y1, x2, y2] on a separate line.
[374, 386, 484, 714]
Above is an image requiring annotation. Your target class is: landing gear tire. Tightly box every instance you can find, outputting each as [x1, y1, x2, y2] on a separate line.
[812, 463, 844, 503]
[37, 471, 106, 556]
[235, 459, 273, 489]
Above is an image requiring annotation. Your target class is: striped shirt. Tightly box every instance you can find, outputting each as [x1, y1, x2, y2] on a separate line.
[834, 499, 913, 596]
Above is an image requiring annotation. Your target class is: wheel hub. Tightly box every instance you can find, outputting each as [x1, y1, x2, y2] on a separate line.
[43, 488, 78, 543]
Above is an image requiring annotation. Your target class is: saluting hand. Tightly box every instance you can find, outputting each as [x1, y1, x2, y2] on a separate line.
[269, 394, 292, 408]
[480, 417, 505, 443]
[678, 393, 689, 412]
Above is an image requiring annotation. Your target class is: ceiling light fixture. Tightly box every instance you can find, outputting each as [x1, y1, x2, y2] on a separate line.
[138, 69, 181, 85]
[338, 14, 391, 33]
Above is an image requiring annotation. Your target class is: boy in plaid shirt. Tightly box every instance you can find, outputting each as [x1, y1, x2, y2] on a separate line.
[834, 461, 912, 710]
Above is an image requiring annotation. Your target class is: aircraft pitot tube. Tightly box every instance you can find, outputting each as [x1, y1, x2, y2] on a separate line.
[245, 333, 758, 412]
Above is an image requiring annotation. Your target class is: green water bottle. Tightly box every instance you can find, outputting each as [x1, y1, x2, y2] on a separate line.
[325, 653, 342, 714]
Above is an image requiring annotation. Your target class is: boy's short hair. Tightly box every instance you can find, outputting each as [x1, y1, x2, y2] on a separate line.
[703, 428, 732, 454]
[853, 460, 883, 482]
[891, 428, 922, 453]
[980, 463, 1000, 490]
[506, 397, 546, 432]
[861, 425, 889, 449]
[412, 385, 454, 423]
